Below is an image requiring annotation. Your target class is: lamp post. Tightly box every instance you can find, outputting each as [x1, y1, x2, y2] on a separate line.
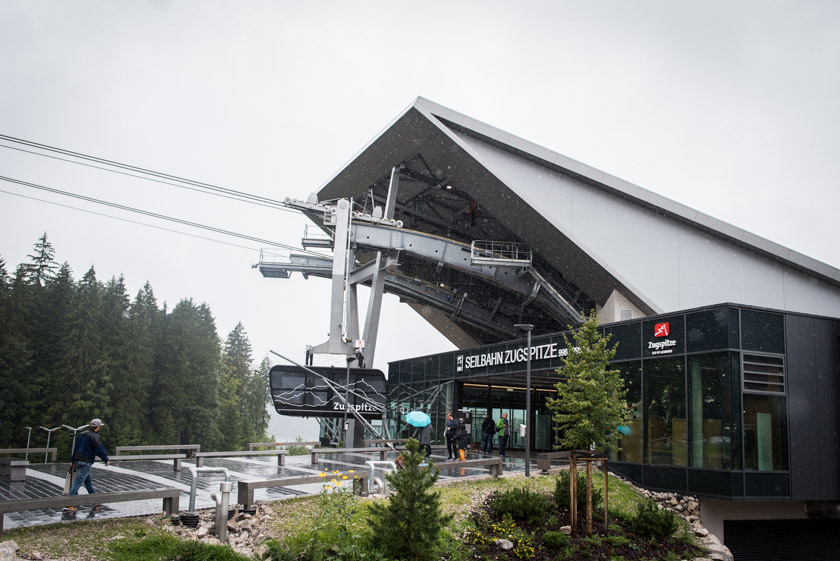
[24, 427, 32, 461]
[63, 424, 88, 460]
[343, 355, 354, 447]
[39, 426, 61, 464]
[515, 324, 534, 477]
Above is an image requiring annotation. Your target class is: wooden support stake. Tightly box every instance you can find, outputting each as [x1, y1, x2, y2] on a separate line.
[603, 459, 609, 531]
[570, 453, 577, 538]
[586, 460, 593, 536]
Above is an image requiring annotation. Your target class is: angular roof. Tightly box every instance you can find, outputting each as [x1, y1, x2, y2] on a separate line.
[314, 97, 840, 345]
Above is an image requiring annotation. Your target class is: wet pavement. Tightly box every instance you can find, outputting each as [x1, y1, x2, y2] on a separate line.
[1, 450, 528, 532]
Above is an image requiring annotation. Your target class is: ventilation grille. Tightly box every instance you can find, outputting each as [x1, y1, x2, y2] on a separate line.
[742, 354, 785, 395]
[725, 519, 840, 561]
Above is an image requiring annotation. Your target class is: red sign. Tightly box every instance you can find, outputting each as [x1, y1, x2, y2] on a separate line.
[654, 322, 670, 337]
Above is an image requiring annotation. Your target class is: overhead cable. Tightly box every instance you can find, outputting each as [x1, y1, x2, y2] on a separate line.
[0, 134, 299, 212]
[0, 176, 325, 256]
[0, 188, 259, 252]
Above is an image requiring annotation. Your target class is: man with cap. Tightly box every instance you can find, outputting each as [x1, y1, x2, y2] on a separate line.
[66, 418, 110, 501]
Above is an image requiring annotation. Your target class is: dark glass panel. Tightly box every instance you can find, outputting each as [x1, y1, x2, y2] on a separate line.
[688, 353, 736, 469]
[687, 308, 732, 352]
[644, 357, 687, 466]
[612, 361, 642, 463]
[741, 309, 785, 354]
[688, 469, 736, 497]
[729, 352, 743, 469]
[728, 307, 740, 349]
[744, 472, 790, 497]
[605, 322, 642, 360]
[743, 394, 788, 471]
[642, 465, 687, 492]
[610, 463, 643, 487]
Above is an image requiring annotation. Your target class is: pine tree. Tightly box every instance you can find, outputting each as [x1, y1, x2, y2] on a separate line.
[24, 232, 58, 287]
[55, 266, 112, 426]
[30, 262, 75, 429]
[546, 313, 627, 537]
[367, 439, 451, 561]
[547, 312, 627, 453]
[218, 322, 253, 449]
[103, 275, 149, 446]
[155, 299, 221, 447]
[245, 356, 271, 443]
[0, 258, 33, 445]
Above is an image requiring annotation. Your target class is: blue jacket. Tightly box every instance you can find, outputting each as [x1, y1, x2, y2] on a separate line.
[72, 430, 109, 464]
[445, 418, 459, 439]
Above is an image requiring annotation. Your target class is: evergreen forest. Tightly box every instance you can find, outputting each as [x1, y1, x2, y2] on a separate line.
[0, 233, 271, 458]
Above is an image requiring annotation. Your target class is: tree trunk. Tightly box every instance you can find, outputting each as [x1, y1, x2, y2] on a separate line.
[586, 460, 593, 536]
[570, 453, 577, 538]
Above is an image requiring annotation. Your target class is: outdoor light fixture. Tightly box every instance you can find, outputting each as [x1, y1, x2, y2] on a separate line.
[514, 323, 534, 477]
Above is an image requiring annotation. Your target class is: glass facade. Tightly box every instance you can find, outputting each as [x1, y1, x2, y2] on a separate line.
[613, 361, 641, 462]
[645, 357, 687, 466]
[388, 304, 797, 498]
[687, 352, 741, 469]
[743, 394, 787, 471]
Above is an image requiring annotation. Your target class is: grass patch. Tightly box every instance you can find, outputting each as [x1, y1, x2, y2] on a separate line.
[5, 517, 169, 561]
[110, 534, 253, 560]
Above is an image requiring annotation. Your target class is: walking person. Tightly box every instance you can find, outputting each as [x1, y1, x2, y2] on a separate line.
[418, 422, 432, 460]
[445, 412, 459, 460]
[496, 412, 509, 458]
[66, 418, 110, 504]
[481, 413, 496, 454]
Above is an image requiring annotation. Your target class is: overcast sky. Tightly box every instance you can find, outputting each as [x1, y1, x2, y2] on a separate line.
[2, 2, 838, 438]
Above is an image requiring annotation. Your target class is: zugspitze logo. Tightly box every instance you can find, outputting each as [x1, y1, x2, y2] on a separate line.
[654, 322, 670, 337]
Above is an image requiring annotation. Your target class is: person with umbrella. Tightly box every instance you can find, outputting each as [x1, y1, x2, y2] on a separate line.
[405, 411, 433, 459]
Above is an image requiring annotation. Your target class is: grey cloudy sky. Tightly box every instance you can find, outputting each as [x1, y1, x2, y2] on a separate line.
[2, 1, 839, 436]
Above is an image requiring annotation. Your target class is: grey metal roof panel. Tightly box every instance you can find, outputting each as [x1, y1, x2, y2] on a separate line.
[740, 231, 792, 261]
[317, 96, 839, 289]
[787, 251, 838, 280]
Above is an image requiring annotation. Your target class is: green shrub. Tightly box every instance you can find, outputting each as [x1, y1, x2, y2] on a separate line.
[542, 530, 571, 550]
[487, 487, 554, 525]
[605, 534, 632, 547]
[554, 470, 603, 513]
[631, 500, 679, 539]
[266, 471, 377, 561]
[286, 444, 309, 455]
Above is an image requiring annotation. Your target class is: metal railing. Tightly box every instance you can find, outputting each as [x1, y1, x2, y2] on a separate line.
[470, 240, 532, 267]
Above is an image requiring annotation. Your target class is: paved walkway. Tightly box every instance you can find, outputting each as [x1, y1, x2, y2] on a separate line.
[1, 450, 529, 532]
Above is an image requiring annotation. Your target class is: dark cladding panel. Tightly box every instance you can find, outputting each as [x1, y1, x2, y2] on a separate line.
[741, 309, 785, 353]
[605, 321, 641, 360]
[785, 314, 821, 500]
[686, 307, 732, 352]
[815, 317, 840, 498]
[744, 472, 790, 498]
[642, 465, 687, 493]
[688, 469, 738, 498]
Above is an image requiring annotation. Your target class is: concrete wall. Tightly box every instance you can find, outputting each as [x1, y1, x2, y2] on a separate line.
[700, 498, 807, 540]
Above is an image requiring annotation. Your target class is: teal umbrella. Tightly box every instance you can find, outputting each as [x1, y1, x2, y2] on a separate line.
[405, 411, 431, 427]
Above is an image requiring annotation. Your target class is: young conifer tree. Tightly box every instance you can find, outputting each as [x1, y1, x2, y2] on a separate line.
[367, 438, 452, 561]
[547, 312, 627, 453]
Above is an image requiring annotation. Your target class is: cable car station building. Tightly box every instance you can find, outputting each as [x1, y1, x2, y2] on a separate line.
[262, 98, 840, 548]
